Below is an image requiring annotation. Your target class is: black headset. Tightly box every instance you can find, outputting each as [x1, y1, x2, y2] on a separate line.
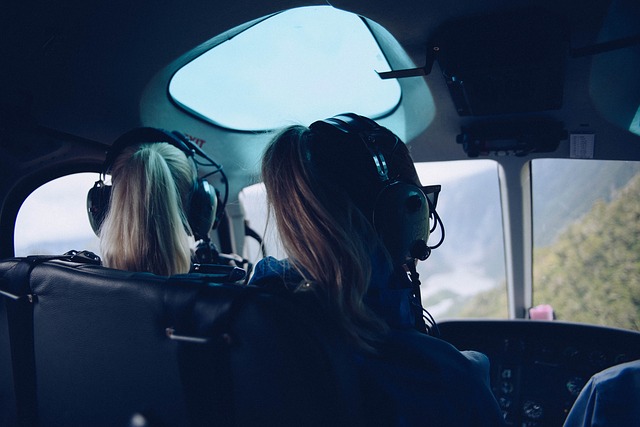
[87, 127, 226, 241]
[310, 113, 445, 336]
[309, 113, 444, 265]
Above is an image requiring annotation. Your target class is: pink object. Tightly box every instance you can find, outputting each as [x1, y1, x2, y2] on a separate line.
[529, 304, 555, 320]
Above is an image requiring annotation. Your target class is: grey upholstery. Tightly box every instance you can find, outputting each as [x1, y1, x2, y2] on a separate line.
[0, 256, 360, 427]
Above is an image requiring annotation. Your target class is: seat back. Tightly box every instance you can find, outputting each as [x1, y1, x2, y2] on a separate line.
[0, 256, 360, 427]
[0, 291, 17, 426]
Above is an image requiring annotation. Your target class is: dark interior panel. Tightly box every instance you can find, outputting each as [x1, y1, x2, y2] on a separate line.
[439, 320, 640, 427]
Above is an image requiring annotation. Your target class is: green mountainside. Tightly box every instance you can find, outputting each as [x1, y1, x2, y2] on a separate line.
[533, 172, 640, 330]
[532, 160, 640, 247]
[451, 172, 640, 330]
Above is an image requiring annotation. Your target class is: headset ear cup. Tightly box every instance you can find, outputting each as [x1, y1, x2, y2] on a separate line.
[372, 182, 430, 266]
[188, 179, 218, 241]
[87, 181, 112, 236]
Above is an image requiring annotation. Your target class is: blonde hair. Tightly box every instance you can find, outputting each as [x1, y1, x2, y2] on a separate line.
[262, 126, 389, 351]
[99, 142, 196, 276]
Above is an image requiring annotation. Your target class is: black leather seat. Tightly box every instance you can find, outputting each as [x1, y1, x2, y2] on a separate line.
[0, 292, 17, 427]
[0, 255, 360, 427]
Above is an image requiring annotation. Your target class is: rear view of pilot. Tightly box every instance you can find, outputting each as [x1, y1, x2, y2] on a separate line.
[87, 128, 222, 276]
[251, 113, 505, 426]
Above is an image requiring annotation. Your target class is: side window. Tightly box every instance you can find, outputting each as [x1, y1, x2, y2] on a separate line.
[14, 173, 100, 257]
[240, 183, 286, 263]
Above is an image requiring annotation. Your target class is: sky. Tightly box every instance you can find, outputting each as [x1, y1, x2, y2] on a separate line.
[14, 173, 101, 256]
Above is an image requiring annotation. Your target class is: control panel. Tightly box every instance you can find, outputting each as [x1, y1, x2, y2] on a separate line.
[439, 320, 640, 426]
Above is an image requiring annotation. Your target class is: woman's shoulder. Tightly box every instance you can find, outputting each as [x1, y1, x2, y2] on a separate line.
[380, 329, 486, 376]
[357, 330, 505, 426]
[249, 257, 303, 289]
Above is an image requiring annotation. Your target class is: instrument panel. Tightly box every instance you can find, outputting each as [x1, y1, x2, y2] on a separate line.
[438, 320, 640, 427]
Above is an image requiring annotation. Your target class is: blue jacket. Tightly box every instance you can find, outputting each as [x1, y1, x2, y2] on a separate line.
[563, 359, 640, 427]
[249, 256, 506, 426]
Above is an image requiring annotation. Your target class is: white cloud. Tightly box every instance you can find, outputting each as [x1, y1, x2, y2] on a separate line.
[415, 159, 497, 186]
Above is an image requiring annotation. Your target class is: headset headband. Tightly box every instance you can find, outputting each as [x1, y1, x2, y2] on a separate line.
[315, 114, 393, 181]
[103, 128, 195, 175]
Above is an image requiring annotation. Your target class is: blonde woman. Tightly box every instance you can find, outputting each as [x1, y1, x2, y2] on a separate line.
[88, 128, 219, 276]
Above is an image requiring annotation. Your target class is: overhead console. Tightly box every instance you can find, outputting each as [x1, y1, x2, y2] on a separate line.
[379, 7, 570, 157]
[379, 7, 569, 116]
[435, 8, 569, 157]
[456, 119, 567, 157]
[429, 8, 568, 117]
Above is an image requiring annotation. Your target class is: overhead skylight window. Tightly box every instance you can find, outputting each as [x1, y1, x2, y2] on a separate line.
[168, 6, 401, 131]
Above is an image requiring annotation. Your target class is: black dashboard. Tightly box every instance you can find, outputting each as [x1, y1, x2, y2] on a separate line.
[438, 320, 640, 427]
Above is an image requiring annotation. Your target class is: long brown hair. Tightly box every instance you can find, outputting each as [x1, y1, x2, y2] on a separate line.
[262, 125, 400, 350]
